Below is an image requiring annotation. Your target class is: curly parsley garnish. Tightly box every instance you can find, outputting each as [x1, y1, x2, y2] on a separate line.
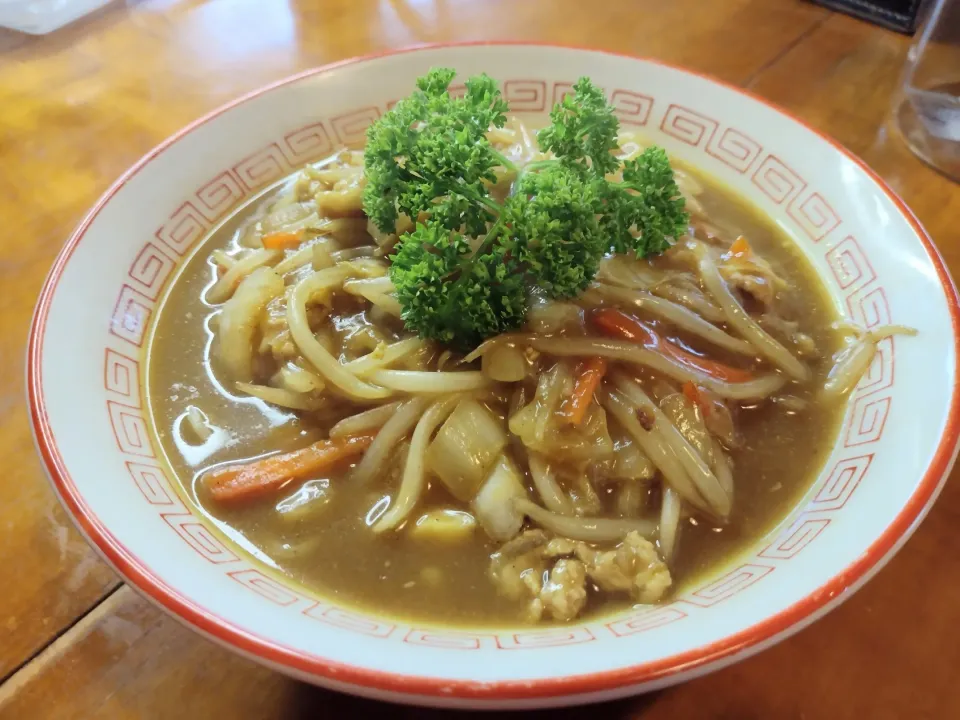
[363, 69, 688, 348]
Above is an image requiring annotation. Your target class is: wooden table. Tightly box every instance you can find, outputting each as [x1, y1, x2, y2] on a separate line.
[1, 1, 958, 717]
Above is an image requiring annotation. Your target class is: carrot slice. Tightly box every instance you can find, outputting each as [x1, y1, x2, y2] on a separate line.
[203, 432, 375, 504]
[682, 381, 711, 418]
[593, 307, 658, 345]
[682, 381, 701, 405]
[728, 235, 751, 257]
[563, 357, 608, 425]
[262, 230, 303, 250]
[592, 308, 755, 384]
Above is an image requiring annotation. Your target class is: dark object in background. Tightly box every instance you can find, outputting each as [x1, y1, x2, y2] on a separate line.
[809, 0, 928, 33]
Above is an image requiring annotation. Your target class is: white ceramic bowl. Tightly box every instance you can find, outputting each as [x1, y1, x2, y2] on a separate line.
[27, 43, 960, 709]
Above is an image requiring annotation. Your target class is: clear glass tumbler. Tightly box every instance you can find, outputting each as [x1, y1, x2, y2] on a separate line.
[0, 0, 111, 34]
[893, 0, 960, 181]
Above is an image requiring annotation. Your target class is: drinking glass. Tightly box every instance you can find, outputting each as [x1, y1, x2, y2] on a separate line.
[893, 0, 960, 181]
[0, 0, 111, 34]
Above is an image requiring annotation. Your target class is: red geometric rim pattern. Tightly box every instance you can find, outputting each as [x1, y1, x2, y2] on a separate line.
[104, 79, 895, 648]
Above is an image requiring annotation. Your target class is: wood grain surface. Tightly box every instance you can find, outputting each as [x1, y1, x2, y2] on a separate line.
[1, 1, 956, 718]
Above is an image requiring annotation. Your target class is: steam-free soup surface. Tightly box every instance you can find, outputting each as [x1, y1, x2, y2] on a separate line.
[148, 135, 847, 627]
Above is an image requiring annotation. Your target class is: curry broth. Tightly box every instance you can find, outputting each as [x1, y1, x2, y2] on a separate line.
[147, 163, 845, 627]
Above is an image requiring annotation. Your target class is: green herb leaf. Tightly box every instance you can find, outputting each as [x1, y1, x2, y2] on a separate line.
[508, 165, 606, 297]
[390, 223, 526, 349]
[363, 70, 689, 349]
[536, 77, 620, 177]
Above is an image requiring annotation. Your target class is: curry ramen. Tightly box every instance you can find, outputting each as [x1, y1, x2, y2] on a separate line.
[147, 72, 912, 626]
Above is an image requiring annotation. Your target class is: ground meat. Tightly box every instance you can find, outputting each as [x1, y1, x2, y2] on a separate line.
[496, 530, 550, 558]
[576, 531, 672, 604]
[720, 253, 785, 311]
[490, 529, 673, 621]
[539, 559, 588, 621]
[544, 537, 578, 558]
[725, 270, 776, 308]
[489, 531, 550, 619]
[489, 530, 589, 622]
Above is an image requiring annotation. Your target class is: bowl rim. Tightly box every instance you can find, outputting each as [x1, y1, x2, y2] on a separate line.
[26, 41, 960, 701]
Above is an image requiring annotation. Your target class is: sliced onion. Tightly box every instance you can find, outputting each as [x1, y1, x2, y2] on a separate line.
[514, 498, 657, 543]
[343, 275, 395, 300]
[216, 267, 284, 382]
[692, 241, 809, 381]
[613, 374, 731, 518]
[277, 364, 325, 394]
[601, 389, 710, 515]
[329, 401, 403, 438]
[695, 385, 739, 448]
[274, 238, 330, 276]
[588, 284, 755, 356]
[344, 338, 427, 377]
[311, 239, 338, 270]
[526, 296, 586, 334]
[351, 397, 430, 485]
[659, 392, 717, 470]
[368, 370, 491, 394]
[262, 204, 316, 233]
[472, 334, 784, 401]
[235, 382, 321, 411]
[287, 267, 392, 400]
[528, 452, 575, 516]
[822, 339, 877, 399]
[659, 488, 682, 563]
[611, 438, 656, 481]
[616, 482, 647, 517]
[207, 249, 281, 304]
[374, 396, 460, 533]
[712, 448, 734, 497]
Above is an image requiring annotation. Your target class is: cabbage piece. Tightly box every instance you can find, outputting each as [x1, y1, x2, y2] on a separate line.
[481, 344, 527, 382]
[426, 399, 507, 501]
[217, 267, 284, 382]
[471, 454, 528, 541]
[510, 400, 613, 462]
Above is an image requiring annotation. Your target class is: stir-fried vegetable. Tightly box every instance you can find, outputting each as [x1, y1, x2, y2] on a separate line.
[514, 498, 657, 543]
[482, 343, 527, 382]
[262, 230, 304, 250]
[427, 398, 508, 501]
[562, 357, 607, 425]
[364, 69, 688, 348]
[217, 268, 285, 383]
[374, 396, 461, 533]
[203, 432, 376, 503]
[727, 235, 751, 257]
[592, 307, 755, 383]
[472, 454, 528, 541]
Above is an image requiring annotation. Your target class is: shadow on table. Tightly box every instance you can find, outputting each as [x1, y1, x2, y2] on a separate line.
[282, 681, 657, 717]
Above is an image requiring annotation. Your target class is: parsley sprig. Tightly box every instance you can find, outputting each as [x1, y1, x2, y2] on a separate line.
[363, 69, 688, 348]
